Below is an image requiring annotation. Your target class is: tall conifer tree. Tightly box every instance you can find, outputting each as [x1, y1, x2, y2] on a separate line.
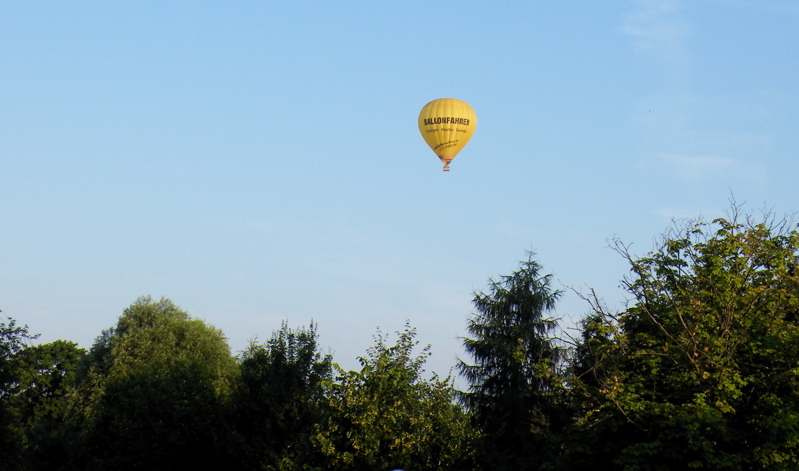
[458, 253, 563, 470]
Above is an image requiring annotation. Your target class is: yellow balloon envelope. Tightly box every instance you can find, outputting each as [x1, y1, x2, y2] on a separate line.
[418, 98, 477, 171]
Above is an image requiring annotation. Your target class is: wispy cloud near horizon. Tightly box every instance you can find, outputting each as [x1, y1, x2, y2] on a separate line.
[659, 152, 767, 184]
[625, 1, 775, 191]
[624, 0, 691, 84]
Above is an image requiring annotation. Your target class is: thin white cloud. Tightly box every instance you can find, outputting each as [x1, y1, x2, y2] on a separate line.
[659, 153, 767, 184]
[625, 0, 687, 48]
[624, 0, 691, 83]
[707, 0, 799, 15]
[663, 154, 735, 180]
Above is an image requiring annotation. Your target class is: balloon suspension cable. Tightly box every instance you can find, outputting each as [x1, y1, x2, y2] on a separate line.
[440, 157, 452, 172]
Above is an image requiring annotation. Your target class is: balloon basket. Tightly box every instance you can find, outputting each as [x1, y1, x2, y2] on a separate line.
[442, 166, 450, 171]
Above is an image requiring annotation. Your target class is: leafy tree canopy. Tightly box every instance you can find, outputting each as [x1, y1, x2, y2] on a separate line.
[67, 296, 238, 470]
[233, 321, 332, 470]
[567, 208, 799, 470]
[10, 340, 85, 469]
[0, 314, 38, 470]
[315, 322, 477, 471]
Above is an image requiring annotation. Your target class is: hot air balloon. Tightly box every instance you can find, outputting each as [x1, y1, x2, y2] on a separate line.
[418, 98, 477, 171]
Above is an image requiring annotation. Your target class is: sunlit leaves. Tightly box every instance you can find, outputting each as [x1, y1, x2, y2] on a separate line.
[315, 323, 476, 470]
[66, 296, 238, 469]
[568, 210, 799, 469]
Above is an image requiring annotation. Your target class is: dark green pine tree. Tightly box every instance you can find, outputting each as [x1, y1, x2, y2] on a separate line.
[458, 253, 564, 470]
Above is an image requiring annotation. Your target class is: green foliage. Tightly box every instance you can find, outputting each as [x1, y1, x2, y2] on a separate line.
[0, 317, 37, 404]
[566, 210, 799, 469]
[9, 340, 85, 470]
[12, 204, 799, 469]
[66, 296, 238, 470]
[0, 315, 38, 470]
[315, 323, 477, 470]
[233, 321, 332, 470]
[458, 253, 565, 470]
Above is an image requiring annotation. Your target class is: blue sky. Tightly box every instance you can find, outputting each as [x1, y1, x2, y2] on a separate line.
[2, 1, 798, 378]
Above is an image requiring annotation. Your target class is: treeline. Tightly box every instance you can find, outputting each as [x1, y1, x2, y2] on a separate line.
[3, 209, 799, 470]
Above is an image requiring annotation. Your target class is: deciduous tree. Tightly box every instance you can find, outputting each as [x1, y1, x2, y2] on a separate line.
[315, 323, 477, 470]
[0, 315, 37, 470]
[66, 297, 238, 470]
[567, 210, 799, 469]
[233, 321, 332, 470]
[10, 340, 85, 469]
